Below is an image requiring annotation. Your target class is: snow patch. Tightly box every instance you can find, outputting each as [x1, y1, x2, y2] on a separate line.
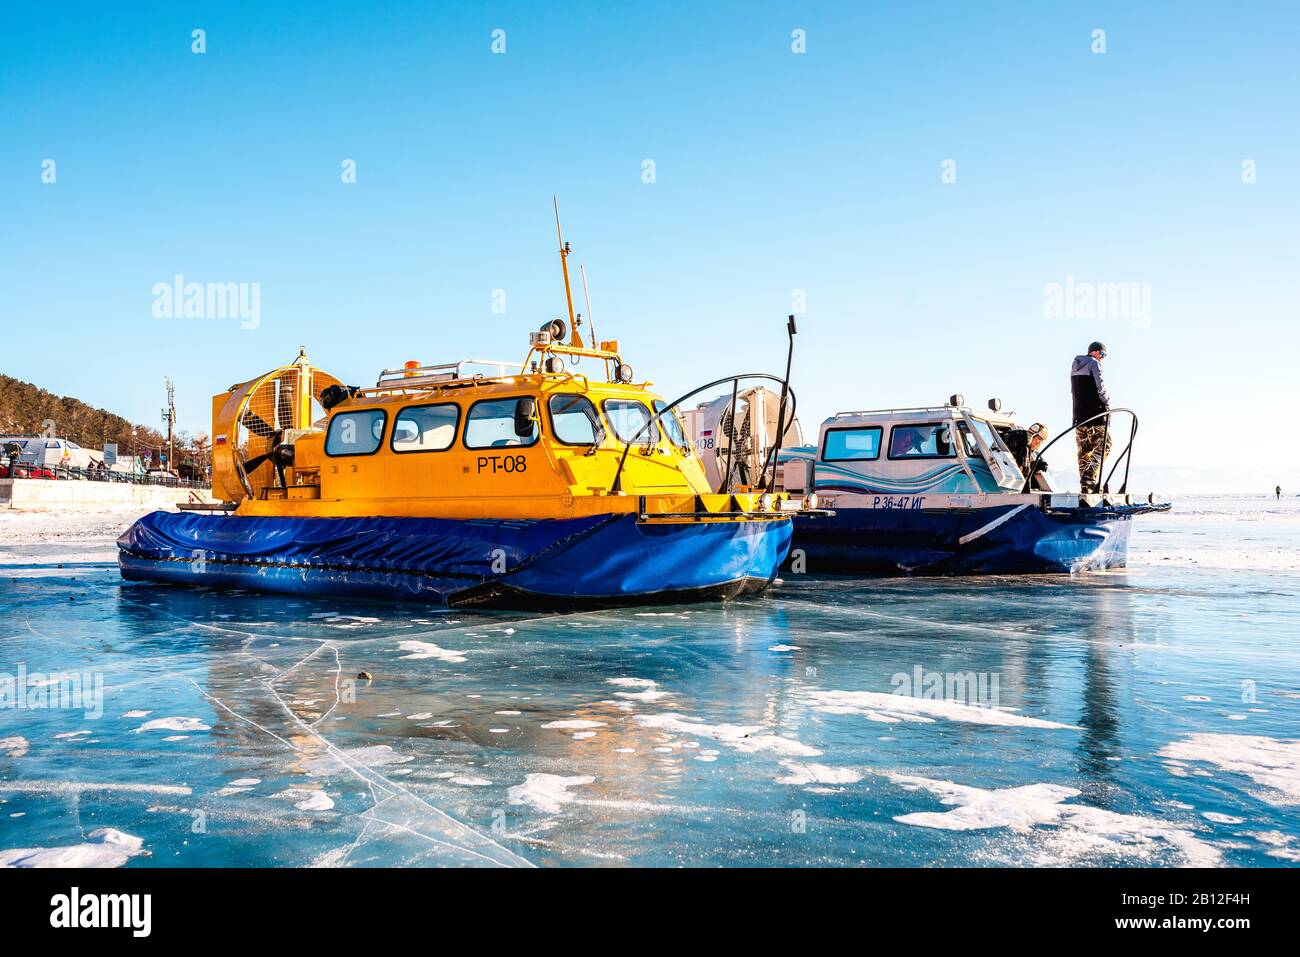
[1244, 831, 1300, 862]
[633, 713, 821, 757]
[134, 717, 210, 733]
[397, 641, 468, 663]
[507, 773, 594, 813]
[613, 689, 671, 703]
[775, 762, 863, 786]
[304, 745, 414, 777]
[1202, 812, 1245, 824]
[885, 773, 1219, 866]
[295, 791, 335, 811]
[1158, 733, 1300, 805]
[311, 614, 380, 628]
[808, 690, 1077, 730]
[0, 828, 146, 868]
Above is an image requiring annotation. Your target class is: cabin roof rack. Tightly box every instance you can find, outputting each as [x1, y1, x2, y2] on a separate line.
[832, 405, 968, 418]
[372, 359, 519, 393]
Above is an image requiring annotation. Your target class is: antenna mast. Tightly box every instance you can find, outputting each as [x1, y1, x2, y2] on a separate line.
[578, 263, 597, 346]
[162, 376, 176, 474]
[553, 196, 577, 340]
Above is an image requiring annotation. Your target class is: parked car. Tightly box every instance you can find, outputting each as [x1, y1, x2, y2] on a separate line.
[1, 462, 59, 480]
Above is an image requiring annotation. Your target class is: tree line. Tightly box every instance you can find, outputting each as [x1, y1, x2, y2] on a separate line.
[0, 373, 210, 476]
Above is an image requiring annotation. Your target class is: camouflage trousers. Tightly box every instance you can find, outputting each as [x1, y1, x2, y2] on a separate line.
[1075, 424, 1113, 494]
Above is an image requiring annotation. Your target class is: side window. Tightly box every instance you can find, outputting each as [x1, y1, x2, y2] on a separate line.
[888, 423, 956, 459]
[653, 400, 688, 448]
[822, 427, 882, 461]
[603, 399, 657, 444]
[325, 409, 386, 456]
[391, 403, 460, 453]
[464, 397, 539, 449]
[956, 424, 982, 458]
[548, 394, 602, 445]
[967, 418, 1000, 453]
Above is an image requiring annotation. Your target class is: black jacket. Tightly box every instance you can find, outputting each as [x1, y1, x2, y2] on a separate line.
[1070, 354, 1110, 425]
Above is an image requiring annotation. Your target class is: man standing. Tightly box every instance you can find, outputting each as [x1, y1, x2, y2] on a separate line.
[1071, 341, 1112, 494]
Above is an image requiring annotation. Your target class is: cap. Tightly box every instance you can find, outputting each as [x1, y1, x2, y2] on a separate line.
[1088, 341, 1107, 354]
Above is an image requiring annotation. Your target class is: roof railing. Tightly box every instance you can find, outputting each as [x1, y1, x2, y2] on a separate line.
[373, 359, 518, 392]
[831, 406, 964, 418]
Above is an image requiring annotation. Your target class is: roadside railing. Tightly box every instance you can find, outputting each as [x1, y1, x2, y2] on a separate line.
[1, 461, 209, 488]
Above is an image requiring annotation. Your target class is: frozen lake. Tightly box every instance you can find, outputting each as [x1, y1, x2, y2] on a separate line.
[1, 496, 1298, 867]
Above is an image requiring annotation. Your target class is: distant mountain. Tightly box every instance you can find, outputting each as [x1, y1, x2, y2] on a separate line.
[0, 373, 147, 446]
[0, 373, 203, 471]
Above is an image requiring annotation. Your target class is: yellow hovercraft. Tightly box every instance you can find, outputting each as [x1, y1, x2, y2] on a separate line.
[118, 218, 815, 608]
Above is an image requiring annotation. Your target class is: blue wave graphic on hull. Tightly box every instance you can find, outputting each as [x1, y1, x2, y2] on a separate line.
[813, 461, 993, 494]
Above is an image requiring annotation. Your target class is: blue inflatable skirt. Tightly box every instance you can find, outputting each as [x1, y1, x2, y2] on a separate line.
[788, 501, 1166, 575]
[117, 510, 792, 608]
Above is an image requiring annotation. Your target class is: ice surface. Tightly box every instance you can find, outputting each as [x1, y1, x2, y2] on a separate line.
[2, 494, 1299, 866]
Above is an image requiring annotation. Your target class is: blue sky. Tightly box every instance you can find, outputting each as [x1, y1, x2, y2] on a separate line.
[3, 1, 1297, 489]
